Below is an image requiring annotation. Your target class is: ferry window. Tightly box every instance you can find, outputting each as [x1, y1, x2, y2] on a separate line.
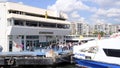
[39, 22, 45, 27]
[9, 41, 12, 52]
[9, 10, 12, 13]
[42, 22, 56, 28]
[26, 21, 38, 27]
[57, 24, 69, 29]
[26, 21, 31, 26]
[9, 10, 17, 14]
[9, 10, 23, 14]
[25, 12, 44, 18]
[21, 35, 24, 39]
[14, 20, 24, 26]
[65, 24, 70, 29]
[26, 36, 39, 39]
[103, 49, 120, 57]
[57, 24, 64, 28]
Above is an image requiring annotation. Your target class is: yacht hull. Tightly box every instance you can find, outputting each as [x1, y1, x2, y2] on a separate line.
[74, 58, 120, 68]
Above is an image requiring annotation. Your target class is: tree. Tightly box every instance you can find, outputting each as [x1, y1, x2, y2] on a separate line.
[93, 31, 99, 37]
[93, 31, 105, 37]
[99, 31, 105, 37]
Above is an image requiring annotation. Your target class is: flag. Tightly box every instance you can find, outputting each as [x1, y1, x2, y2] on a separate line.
[45, 11, 48, 19]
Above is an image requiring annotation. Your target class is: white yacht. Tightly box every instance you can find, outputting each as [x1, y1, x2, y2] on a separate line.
[73, 32, 120, 68]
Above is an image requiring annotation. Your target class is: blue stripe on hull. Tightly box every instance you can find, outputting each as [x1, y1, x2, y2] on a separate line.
[74, 58, 120, 68]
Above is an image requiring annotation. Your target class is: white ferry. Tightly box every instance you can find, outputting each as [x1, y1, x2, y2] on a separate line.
[73, 32, 120, 68]
[0, 2, 71, 52]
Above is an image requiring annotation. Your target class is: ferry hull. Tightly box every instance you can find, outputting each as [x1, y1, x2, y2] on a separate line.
[74, 58, 120, 68]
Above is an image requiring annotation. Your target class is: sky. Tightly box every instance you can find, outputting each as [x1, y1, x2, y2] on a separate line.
[0, 0, 120, 25]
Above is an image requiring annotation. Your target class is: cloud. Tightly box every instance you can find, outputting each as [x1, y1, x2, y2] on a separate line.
[107, 8, 120, 17]
[115, 1, 120, 7]
[47, 0, 120, 24]
[96, 9, 106, 16]
[94, 8, 120, 19]
[69, 11, 86, 22]
[91, 7, 120, 24]
[91, 18, 107, 25]
[90, 0, 120, 8]
[47, 0, 91, 22]
[47, 0, 90, 12]
[78, 17, 86, 22]
[114, 18, 120, 22]
[18, 2, 23, 4]
[70, 11, 80, 18]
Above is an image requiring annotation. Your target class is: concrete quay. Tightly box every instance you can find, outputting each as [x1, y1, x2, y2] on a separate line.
[0, 50, 72, 68]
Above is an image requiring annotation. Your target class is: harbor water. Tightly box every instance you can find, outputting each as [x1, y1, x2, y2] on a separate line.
[39, 63, 76, 68]
[12, 63, 77, 68]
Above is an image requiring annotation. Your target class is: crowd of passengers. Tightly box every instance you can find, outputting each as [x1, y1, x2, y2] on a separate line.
[48, 42, 73, 51]
[39, 41, 86, 51]
[26, 41, 87, 51]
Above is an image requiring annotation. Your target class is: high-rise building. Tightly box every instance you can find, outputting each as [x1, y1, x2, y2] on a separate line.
[71, 21, 91, 36]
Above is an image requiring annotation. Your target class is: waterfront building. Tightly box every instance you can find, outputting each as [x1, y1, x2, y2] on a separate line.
[110, 25, 118, 34]
[94, 23, 118, 36]
[0, 2, 71, 52]
[71, 21, 91, 36]
[70, 22, 76, 35]
[116, 24, 120, 32]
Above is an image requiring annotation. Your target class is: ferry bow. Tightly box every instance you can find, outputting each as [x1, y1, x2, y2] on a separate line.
[73, 33, 120, 68]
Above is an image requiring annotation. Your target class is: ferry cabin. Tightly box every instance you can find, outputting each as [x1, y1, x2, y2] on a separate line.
[0, 2, 71, 52]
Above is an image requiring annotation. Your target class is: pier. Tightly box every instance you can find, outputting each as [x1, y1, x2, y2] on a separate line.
[0, 50, 72, 67]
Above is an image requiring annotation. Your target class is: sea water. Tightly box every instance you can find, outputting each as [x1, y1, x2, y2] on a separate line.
[38, 63, 77, 68]
[17, 63, 77, 68]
